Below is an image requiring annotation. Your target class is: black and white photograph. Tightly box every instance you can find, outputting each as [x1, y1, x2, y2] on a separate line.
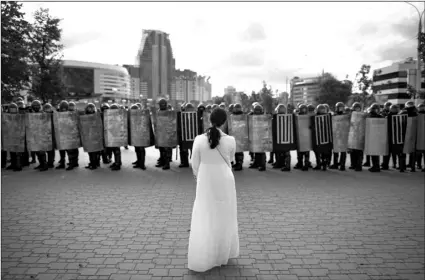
[1, 0, 424, 279]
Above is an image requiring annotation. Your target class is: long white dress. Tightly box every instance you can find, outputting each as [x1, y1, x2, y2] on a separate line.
[188, 129, 240, 272]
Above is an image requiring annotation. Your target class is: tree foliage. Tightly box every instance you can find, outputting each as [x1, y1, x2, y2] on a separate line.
[28, 8, 65, 103]
[347, 64, 375, 110]
[259, 81, 274, 113]
[407, 84, 425, 100]
[419, 32, 424, 64]
[1, 1, 31, 102]
[315, 73, 352, 110]
[211, 95, 224, 104]
[223, 92, 233, 105]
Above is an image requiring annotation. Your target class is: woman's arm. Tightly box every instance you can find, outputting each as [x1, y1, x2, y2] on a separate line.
[191, 135, 201, 178]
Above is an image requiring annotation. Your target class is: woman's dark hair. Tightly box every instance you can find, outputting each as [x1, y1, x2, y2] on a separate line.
[206, 107, 227, 149]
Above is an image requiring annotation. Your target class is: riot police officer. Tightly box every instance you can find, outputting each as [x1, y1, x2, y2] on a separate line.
[398, 100, 418, 172]
[231, 103, 245, 171]
[367, 103, 383, 172]
[43, 103, 56, 168]
[155, 99, 172, 170]
[330, 102, 347, 171]
[294, 104, 310, 171]
[249, 104, 267, 171]
[108, 104, 123, 171]
[31, 100, 49, 172]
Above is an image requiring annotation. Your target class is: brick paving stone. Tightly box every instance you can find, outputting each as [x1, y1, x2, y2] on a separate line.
[1, 148, 424, 280]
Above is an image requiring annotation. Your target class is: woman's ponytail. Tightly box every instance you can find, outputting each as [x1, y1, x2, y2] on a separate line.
[206, 126, 221, 149]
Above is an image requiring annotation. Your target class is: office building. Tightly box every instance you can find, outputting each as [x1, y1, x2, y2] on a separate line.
[174, 69, 212, 103]
[135, 29, 176, 100]
[372, 57, 425, 105]
[224, 86, 236, 95]
[290, 77, 320, 106]
[60, 60, 132, 105]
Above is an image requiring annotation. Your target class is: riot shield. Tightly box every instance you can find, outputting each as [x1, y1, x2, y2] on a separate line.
[1, 113, 26, 152]
[153, 110, 178, 148]
[129, 109, 154, 147]
[248, 114, 273, 153]
[295, 115, 312, 152]
[79, 113, 104, 153]
[416, 114, 425, 152]
[53, 111, 81, 150]
[348, 112, 366, 150]
[388, 114, 407, 154]
[178, 111, 199, 149]
[25, 113, 53, 152]
[312, 114, 333, 153]
[229, 114, 249, 152]
[332, 114, 350, 153]
[364, 118, 388, 156]
[272, 114, 297, 152]
[403, 117, 417, 154]
[103, 109, 128, 147]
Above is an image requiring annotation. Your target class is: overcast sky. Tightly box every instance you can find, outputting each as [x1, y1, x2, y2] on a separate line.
[21, 1, 424, 96]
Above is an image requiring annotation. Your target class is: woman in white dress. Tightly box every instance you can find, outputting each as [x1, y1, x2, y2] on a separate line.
[188, 108, 240, 272]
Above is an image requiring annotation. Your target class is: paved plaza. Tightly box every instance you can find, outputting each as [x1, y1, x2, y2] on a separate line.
[1, 147, 424, 280]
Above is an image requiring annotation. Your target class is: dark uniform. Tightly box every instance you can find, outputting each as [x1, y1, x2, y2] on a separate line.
[16, 101, 31, 166]
[294, 104, 310, 171]
[381, 104, 400, 170]
[56, 101, 69, 169]
[43, 103, 56, 168]
[231, 103, 245, 171]
[1, 104, 8, 168]
[312, 104, 332, 171]
[398, 101, 418, 172]
[155, 99, 172, 170]
[366, 103, 382, 172]
[178, 103, 195, 168]
[31, 100, 48, 171]
[381, 101, 392, 118]
[330, 102, 347, 171]
[100, 103, 113, 164]
[108, 104, 123, 171]
[249, 104, 266, 171]
[349, 102, 364, 171]
[4, 103, 23, 171]
[84, 103, 101, 170]
[416, 104, 425, 172]
[272, 104, 292, 172]
[130, 104, 149, 170]
[363, 107, 372, 167]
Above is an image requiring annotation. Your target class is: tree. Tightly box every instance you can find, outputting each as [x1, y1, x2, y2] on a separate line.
[348, 64, 375, 109]
[211, 96, 224, 104]
[419, 32, 424, 64]
[407, 84, 425, 100]
[28, 8, 65, 104]
[315, 73, 352, 110]
[259, 81, 274, 113]
[223, 92, 233, 105]
[1, 1, 31, 103]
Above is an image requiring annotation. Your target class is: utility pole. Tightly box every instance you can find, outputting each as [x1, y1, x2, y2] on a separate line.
[405, 2, 425, 102]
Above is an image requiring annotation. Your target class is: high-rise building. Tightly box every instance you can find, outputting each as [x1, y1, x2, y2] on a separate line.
[224, 86, 236, 95]
[135, 29, 176, 100]
[372, 57, 424, 105]
[174, 69, 211, 102]
[290, 77, 320, 106]
[204, 77, 212, 102]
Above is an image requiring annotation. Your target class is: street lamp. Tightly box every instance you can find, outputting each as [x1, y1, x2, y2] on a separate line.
[405, 1, 425, 102]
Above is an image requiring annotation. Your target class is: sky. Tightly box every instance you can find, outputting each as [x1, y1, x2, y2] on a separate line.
[21, 1, 424, 97]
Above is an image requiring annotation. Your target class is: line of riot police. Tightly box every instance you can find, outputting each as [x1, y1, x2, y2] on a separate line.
[1, 98, 424, 173]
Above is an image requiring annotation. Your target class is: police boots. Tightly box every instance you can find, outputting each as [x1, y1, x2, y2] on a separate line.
[56, 150, 66, 169]
[111, 148, 121, 171]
